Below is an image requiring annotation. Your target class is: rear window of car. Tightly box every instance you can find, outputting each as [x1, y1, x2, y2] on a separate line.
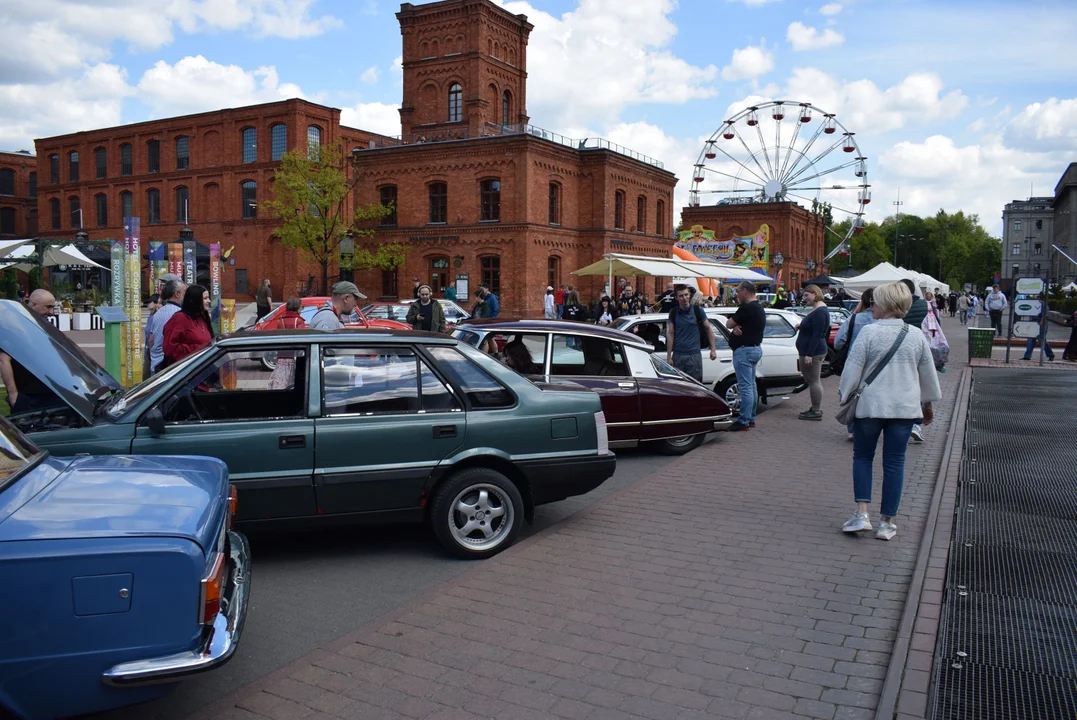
[0, 418, 42, 490]
[452, 329, 483, 347]
[428, 347, 515, 409]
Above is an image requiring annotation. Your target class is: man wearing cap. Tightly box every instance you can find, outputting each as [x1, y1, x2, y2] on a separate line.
[311, 281, 361, 331]
[406, 284, 446, 333]
[544, 286, 556, 319]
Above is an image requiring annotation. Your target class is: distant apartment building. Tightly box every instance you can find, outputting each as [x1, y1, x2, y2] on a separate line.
[1001, 196, 1053, 285]
[0, 150, 38, 239]
[1053, 163, 1077, 285]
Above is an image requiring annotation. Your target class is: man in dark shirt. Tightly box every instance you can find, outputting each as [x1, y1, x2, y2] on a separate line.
[666, 285, 716, 382]
[725, 280, 766, 431]
[900, 279, 928, 328]
[0, 289, 64, 415]
[406, 285, 446, 333]
[657, 283, 676, 313]
[616, 285, 641, 317]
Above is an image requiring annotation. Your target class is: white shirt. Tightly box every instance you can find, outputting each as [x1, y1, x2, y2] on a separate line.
[838, 320, 942, 419]
[544, 294, 555, 317]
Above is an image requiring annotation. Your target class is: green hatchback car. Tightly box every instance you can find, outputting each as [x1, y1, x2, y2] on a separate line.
[0, 301, 615, 558]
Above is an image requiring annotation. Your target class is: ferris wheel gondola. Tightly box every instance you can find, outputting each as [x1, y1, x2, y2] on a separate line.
[688, 101, 868, 253]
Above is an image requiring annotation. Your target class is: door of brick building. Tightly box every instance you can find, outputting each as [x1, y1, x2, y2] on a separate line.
[235, 269, 248, 295]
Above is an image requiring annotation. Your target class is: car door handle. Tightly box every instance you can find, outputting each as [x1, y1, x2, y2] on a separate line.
[279, 434, 306, 450]
[720, 359, 732, 363]
[618, 382, 635, 388]
[433, 425, 457, 439]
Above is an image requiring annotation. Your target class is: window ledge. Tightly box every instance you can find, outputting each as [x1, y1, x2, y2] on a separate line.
[427, 221, 448, 226]
[549, 222, 561, 227]
[479, 219, 500, 224]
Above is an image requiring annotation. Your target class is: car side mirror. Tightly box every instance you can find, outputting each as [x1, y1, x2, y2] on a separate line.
[142, 407, 166, 435]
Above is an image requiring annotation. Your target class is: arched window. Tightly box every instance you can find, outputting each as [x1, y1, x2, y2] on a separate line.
[428, 182, 447, 224]
[68, 151, 79, 183]
[146, 188, 160, 224]
[502, 90, 511, 126]
[306, 125, 322, 160]
[547, 256, 561, 290]
[147, 139, 160, 173]
[448, 83, 463, 123]
[94, 147, 107, 179]
[176, 136, 190, 170]
[49, 154, 59, 184]
[95, 193, 108, 227]
[120, 144, 133, 176]
[241, 127, 257, 164]
[69, 195, 81, 228]
[614, 191, 625, 230]
[120, 191, 133, 220]
[548, 182, 560, 225]
[636, 195, 646, 233]
[175, 186, 189, 223]
[0, 208, 15, 236]
[0, 169, 13, 196]
[480, 179, 500, 222]
[241, 181, 257, 218]
[379, 185, 397, 226]
[270, 123, 287, 160]
[28, 172, 36, 198]
[428, 255, 450, 295]
[480, 255, 500, 295]
[656, 200, 665, 236]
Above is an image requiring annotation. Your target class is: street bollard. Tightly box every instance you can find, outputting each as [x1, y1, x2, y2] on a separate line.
[96, 306, 129, 383]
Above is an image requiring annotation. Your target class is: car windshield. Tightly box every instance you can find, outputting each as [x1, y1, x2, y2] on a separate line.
[0, 416, 43, 490]
[101, 344, 216, 418]
[609, 317, 634, 330]
[451, 329, 484, 347]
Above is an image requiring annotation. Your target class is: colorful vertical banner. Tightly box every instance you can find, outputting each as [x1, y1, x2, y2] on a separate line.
[183, 241, 196, 285]
[124, 218, 143, 387]
[168, 243, 183, 278]
[220, 299, 237, 389]
[209, 243, 222, 334]
[110, 239, 127, 384]
[148, 242, 167, 293]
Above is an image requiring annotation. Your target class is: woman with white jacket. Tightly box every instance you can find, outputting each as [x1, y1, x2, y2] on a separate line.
[838, 282, 942, 541]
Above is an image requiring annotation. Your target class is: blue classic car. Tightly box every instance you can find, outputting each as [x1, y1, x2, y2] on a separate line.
[0, 417, 250, 720]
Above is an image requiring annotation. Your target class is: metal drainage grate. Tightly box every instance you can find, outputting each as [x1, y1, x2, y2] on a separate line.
[934, 662, 1077, 720]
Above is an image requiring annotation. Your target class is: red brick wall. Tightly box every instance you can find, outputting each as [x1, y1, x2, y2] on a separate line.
[0, 151, 38, 238]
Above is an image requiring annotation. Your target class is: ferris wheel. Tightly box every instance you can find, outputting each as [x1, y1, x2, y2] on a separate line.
[689, 101, 868, 255]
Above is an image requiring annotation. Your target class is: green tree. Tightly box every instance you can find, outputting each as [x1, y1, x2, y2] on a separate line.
[264, 141, 404, 295]
[826, 220, 892, 273]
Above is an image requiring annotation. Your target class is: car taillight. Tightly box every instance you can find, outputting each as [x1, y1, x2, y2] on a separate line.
[229, 485, 238, 529]
[200, 552, 225, 625]
[595, 411, 609, 454]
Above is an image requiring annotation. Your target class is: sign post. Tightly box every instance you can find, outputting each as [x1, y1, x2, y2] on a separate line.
[123, 218, 143, 387]
[110, 239, 127, 383]
[1012, 277, 1047, 366]
[96, 306, 129, 382]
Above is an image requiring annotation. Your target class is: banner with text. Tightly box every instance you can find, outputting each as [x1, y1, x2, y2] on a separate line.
[676, 224, 770, 270]
[110, 239, 127, 383]
[210, 243, 222, 334]
[183, 241, 195, 285]
[124, 218, 143, 387]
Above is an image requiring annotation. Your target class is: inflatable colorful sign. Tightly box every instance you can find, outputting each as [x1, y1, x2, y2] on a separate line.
[676, 224, 770, 270]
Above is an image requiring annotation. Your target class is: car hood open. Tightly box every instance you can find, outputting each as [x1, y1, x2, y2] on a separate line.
[0, 300, 122, 423]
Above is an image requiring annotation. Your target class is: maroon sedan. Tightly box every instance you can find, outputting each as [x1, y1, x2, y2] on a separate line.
[453, 320, 732, 455]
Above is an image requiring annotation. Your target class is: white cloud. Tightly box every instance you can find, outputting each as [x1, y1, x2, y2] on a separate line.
[1005, 97, 1077, 152]
[787, 22, 844, 51]
[360, 66, 380, 85]
[721, 43, 775, 81]
[819, 3, 842, 16]
[726, 0, 780, 5]
[136, 56, 307, 118]
[500, 0, 718, 128]
[340, 102, 401, 137]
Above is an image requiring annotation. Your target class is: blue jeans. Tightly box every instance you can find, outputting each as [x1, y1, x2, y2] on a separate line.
[1023, 336, 1054, 360]
[556, 304, 563, 319]
[732, 345, 763, 424]
[853, 418, 915, 518]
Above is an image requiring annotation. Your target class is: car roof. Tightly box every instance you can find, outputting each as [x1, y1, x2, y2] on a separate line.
[224, 327, 458, 345]
[457, 318, 651, 349]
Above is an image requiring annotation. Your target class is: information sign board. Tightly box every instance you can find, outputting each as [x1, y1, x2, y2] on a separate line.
[1015, 299, 1043, 316]
[1016, 277, 1045, 294]
[1013, 321, 1041, 339]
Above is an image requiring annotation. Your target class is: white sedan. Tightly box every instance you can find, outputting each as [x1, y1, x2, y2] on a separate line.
[704, 306, 803, 348]
[611, 313, 803, 413]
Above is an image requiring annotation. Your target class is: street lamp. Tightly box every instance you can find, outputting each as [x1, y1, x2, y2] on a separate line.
[807, 259, 817, 275]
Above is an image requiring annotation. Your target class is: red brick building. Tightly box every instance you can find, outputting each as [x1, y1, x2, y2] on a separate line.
[680, 202, 827, 290]
[32, 100, 388, 294]
[0, 150, 38, 239]
[349, 0, 678, 316]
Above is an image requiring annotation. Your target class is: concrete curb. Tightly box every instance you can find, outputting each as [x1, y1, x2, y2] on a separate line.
[874, 366, 972, 720]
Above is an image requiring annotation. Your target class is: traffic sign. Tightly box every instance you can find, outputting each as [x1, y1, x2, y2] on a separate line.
[1013, 321, 1041, 339]
[1016, 277, 1045, 294]
[1015, 299, 1043, 316]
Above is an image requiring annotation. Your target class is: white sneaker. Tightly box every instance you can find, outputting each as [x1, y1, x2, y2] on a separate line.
[910, 426, 924, 443]
[842, 512, 872, 533]
[876, 521, 897, 541]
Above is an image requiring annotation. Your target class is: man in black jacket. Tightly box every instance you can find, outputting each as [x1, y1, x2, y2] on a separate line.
[900, 279, 928, 327]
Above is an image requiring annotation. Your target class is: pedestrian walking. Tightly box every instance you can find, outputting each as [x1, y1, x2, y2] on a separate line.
[796, 284, 830, 420]
[838, 281, 942, 541]
[310, 281, 362, 331]
[562, 291, 589, 321]
[666, 284, 717, 382]
[593, 296, 615, 326]
[985, 283, 1008, 337]
[1021, 302, 1055, 361]
[480, 285, 500, 318]
[1064, 310, 1077, 362]
[544, 286, 556, 319]
[555, 285, 566, 318]
[162, 284, 215, 367]
[922, 292, 950, 371]
[269, 297, 307, 329]
[724, 280, 766, 431]
[899, 278, 930, 442]
[615, 284, 641, 317]
[834, 288, 878, 439]
[146, 279, 186, 374]
[407, 284, 447, 333]
[948, 291, 958, 317]
[957, 293, 970, 325]
[657, 283, 676, 313]
[255, 278, 272, 321]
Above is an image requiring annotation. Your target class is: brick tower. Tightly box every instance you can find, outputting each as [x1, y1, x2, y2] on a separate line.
[397, 0, 533, 138]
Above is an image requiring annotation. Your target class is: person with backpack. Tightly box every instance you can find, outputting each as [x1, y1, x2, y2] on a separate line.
[833, 288, 877, 439]
[666, 284, 717, 382]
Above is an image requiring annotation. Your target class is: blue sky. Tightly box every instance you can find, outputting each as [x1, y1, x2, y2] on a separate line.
[2, 0, 1075, 234]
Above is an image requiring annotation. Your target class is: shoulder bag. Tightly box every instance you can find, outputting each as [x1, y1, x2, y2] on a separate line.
[835, 325, 908, 425]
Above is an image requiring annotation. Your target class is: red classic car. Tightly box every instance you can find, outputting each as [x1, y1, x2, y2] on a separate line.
[254, 297, 410, 332]
[454, 320, 733, 455]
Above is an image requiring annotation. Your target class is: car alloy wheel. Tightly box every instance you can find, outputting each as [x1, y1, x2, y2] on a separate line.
[260, 353, 278, 371]
[655, 433, 705, 455]
[430, 468, 523, 559]
[716, 377, 742, 414]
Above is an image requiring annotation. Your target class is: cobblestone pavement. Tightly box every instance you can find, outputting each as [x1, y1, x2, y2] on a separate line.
[185, 317, 971, 720]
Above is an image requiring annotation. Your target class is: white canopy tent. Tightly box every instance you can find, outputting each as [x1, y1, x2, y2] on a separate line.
[840, 262, 949, 296]
[0, 238, 33, 258]
[1, 242, 108, 271]
[1061, 282, 1077, 293]
[572, 253, 772, 295]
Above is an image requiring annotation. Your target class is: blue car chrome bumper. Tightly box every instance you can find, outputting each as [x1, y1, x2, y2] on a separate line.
[101, 530, 251, 686]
